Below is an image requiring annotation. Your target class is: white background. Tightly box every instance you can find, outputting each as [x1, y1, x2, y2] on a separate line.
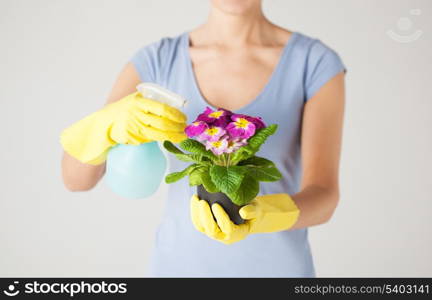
[1, 0, 431, 277]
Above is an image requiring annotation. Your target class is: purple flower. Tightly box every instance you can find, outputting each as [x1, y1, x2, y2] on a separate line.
[212, 116, 230, 127]
[230, 114, 266, 130]
[184, 121, 208, 138]
[225, 138, 248, 153]
[226, 114, 256, 139]
[196, 106, 232, 126]
[205, 136, 229, 155]
[245, 116, 266, 130]
[197, 126, 226, 142]
[196, 107, 214, 123]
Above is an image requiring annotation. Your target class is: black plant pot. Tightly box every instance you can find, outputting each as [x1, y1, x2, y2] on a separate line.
[197, 184, 245, 225]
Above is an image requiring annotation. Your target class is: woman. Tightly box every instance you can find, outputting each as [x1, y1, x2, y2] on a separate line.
[61, 0, 346, 277]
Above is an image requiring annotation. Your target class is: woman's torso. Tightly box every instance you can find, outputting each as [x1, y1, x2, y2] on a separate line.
[130, 29, 345, 277]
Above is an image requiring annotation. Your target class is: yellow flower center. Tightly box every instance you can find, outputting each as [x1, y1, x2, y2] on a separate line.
[235, 118, 249, 128]
[193, 121, 201, 126]
[209, 111, 223, 118]
[212, 140, 222, 148]
[206, 127, 219, 136]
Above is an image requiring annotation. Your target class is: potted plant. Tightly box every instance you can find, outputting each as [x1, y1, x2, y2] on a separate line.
[162, 107, 282, 224]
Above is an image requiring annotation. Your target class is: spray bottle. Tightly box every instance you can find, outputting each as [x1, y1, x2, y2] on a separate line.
[105, 83, 187, 199]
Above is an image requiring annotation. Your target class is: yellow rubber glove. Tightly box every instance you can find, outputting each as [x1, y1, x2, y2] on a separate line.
[190, 193, 300, 245]
[60, 91, 187, 165]
[239, 193, 300, 234]
[190, 194, 250, 245]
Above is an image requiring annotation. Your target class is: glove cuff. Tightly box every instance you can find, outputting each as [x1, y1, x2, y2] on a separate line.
[247, 193, 300, 233]
[60, 110, 116, 165]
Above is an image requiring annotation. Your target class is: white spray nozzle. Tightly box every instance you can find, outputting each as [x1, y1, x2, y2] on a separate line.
[136, 83, 187, 109]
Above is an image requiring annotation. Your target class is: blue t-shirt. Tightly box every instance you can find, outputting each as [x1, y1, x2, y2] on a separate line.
[130, 31, 346, 277]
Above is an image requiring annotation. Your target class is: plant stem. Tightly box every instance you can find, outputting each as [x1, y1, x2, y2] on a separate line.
[227, 153, 231, 166]
[217, 155, 223, 166]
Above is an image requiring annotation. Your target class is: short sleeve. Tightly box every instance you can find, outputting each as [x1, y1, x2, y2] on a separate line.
[129, 42, 158, 83]
[130, 37, 173, 83]
[304, 40, 346, 101]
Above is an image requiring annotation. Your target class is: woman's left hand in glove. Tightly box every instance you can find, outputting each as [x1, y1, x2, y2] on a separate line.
[190, 193, 300, 245]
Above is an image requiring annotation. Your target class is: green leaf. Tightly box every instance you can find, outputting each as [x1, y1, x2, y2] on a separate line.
[179, 139, 217, 161]
[209, 165, 246, 194]
[230, 124, 278, 165]
[163, 140, 184, 155]
[246, 165, 282, 182]
[229, 149, 251, 165]
[238, 156, 275, 167]
[201, 172, 219, 193]
[227, 175, 259, 206]
[189, 165, 209, 186]
[247, 124, 278, 150]
[188, 165, 219, 192]
[175, 153, 201, 162]
[165, 164, 198, 183]
[163, 140, 209, 164]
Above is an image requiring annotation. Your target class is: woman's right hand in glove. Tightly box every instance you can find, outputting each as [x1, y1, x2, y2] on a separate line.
[60, 91, 187, 165]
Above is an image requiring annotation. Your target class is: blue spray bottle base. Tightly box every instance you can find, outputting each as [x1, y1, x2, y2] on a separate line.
[105, 141, 167, 199]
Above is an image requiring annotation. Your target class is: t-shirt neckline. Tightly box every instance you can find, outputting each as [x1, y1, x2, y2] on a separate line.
[182, 31, 299, 114]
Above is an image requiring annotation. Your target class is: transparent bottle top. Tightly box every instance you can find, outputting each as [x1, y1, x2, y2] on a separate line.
[136, 83, 188, 109]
